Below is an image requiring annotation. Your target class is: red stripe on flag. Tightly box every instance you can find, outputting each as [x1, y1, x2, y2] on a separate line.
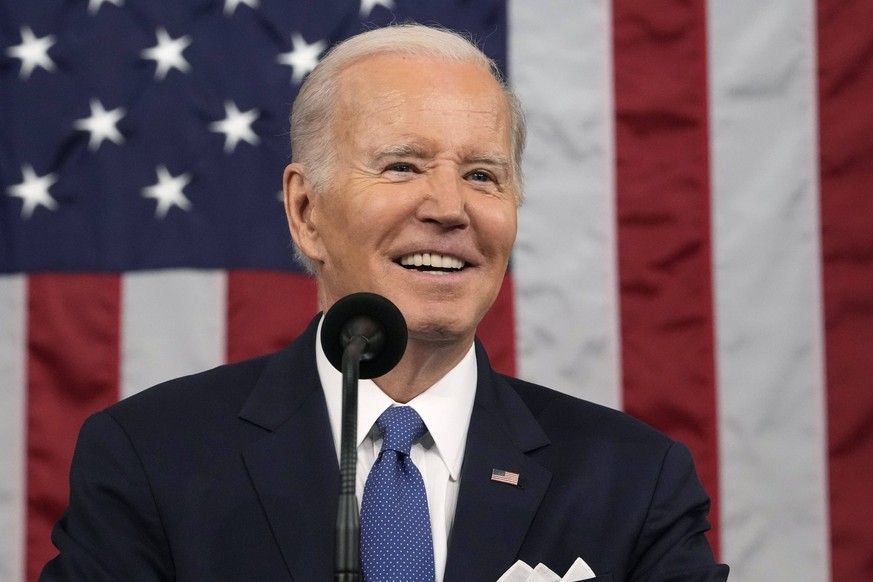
[477, 273, 516, 376]
[612, 1, 721, 555]
[26, 274, 121, 580]
[817, 1, 873, 579]
[226, 271, 319, 363]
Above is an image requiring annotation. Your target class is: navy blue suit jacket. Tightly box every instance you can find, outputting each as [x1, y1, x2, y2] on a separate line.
[42, 316, 728, 581]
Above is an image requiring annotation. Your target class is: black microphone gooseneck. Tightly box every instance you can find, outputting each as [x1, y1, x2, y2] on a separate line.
[321, 293, 407, 582]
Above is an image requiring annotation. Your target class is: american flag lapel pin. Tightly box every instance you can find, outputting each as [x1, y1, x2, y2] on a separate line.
[491, 468, 520, 487]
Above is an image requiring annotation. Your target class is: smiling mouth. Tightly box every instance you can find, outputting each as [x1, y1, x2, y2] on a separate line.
[397, 252, 466, 273]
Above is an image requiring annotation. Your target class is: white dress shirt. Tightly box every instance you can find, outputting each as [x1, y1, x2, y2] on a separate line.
[317, 319, 478, 582]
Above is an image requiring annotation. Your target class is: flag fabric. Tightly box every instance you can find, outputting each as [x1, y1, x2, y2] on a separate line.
[0, 1, 870, 582]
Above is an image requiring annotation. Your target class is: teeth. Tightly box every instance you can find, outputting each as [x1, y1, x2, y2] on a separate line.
[399, 253, 465, 270]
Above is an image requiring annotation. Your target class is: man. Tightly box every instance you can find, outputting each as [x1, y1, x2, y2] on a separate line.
[41, 24, 729, 581]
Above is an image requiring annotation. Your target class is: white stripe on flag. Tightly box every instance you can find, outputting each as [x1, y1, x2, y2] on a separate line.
[510, 0, 622, 408]
[0, 275, 26, 582]
[707, 2, 829, 580]
[121, 270, 227, 399]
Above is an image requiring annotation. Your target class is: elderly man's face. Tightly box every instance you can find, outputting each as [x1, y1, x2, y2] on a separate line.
[290, 54, 518, 346]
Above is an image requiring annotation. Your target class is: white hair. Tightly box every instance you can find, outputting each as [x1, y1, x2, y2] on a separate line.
[288, 23, 527, 273]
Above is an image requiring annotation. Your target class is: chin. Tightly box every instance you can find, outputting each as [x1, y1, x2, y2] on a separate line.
[403, 311, 481, 346]
[407, 326, 465, 344]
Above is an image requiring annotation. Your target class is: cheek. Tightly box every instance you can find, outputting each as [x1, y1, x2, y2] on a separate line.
[480, 205, 518, 257]
[311, 207, 364, 271]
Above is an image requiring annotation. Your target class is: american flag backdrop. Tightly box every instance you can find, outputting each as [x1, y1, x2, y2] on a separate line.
[1, 0, 871, 581]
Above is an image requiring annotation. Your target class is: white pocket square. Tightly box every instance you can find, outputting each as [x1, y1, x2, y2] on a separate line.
[497, 557, 596, 582]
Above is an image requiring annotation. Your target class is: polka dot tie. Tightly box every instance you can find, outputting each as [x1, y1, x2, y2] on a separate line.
[360, 406, 435, 582]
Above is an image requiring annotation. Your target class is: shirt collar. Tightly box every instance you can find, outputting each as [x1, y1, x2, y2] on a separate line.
[317, 315, 477, 481]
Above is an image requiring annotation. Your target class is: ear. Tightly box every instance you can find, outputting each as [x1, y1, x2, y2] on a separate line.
[283, 163, 324, 265]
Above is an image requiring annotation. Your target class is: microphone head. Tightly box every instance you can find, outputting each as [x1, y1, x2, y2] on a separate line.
[321, 292, 408, 379]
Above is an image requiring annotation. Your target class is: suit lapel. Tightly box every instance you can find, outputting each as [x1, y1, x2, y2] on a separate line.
[238, 316, 339, 582]
[234, 323, 552, 582]
[444, 342, 552, 582]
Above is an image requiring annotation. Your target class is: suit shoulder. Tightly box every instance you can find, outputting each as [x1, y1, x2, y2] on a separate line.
[499, 374, 674, 448]
[106, 351, 274, 424]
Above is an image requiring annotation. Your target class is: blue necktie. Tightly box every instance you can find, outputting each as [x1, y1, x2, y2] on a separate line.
[360, 406, 436, 582]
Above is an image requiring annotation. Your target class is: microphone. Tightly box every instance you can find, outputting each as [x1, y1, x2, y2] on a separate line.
[321, 292, 408, 379]
[321, 293, 407, 582]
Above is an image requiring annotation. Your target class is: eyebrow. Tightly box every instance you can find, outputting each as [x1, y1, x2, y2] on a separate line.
[466, 152, 512, 172]
[371, 143, 429, 161]
[371, 144, 511, 171]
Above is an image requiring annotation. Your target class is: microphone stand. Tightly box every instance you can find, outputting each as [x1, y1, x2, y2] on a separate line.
[335, 334, 367, 582]
[325, 292, 407, 582]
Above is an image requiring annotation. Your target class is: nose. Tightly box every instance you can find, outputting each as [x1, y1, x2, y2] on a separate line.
[415, 169, 469, 229]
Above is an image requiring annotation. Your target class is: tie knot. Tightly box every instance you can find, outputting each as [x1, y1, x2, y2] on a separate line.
[376, 406, 426, 456]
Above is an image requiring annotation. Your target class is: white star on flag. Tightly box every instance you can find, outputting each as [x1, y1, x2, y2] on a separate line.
[224, 0, 259, 16]
[88, 0, 123, 15]
[6, 165, 59, 219]
[74, 99, 126, 151]
[359, 0, 394, 18]
[142, 165, 193, 219]
[5, 26, 57, 79]
[141, 28, 192, 80]
[276, 32, 325, 85]
[209, 101, 260, 153]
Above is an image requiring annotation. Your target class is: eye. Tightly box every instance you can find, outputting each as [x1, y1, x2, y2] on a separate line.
[386, 163, 415, 173]
[466, 170, 494, 183]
